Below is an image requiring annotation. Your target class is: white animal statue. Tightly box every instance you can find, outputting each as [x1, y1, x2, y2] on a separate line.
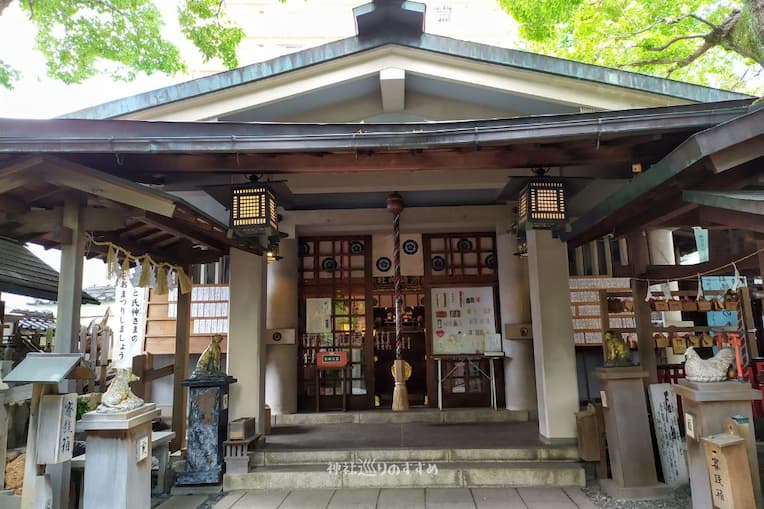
[684, 346, 734, 383]
[96, 367, 144, 413]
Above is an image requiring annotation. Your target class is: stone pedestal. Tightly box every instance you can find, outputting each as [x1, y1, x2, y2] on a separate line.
[176, 376, 237, 485]
[77, 403, 159, 509]
[673, 380, 762, 509]
[594, 367, 670, 499]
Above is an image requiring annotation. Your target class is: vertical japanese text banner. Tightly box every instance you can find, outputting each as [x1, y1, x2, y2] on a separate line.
[113, 273, 148, 368]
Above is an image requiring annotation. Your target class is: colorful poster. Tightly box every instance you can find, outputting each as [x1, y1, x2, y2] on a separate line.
[112, 273, 148, 368]
[430, 286, 497, 354]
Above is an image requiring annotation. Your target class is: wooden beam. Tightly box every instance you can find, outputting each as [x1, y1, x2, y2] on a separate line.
[0, 157, 42, 194]
[614, 203, 698, 238]
[81, 207, 140, 231]
[94, 232, 223, 265]
[90, 143, 656, 175]
[0, 208, 62, 234]
[645, 255, 757, 281]
[699, 206, 764, 235]
[708, 134, 764, 173]
[171, 267, 191, 452]
[141, 213, 224, 252]
[36, 156, 177, 217]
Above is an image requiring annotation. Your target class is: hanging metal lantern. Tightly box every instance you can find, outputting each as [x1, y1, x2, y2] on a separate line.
[266, 244, 282, 263]
[517, 175, 567, 230]
[513, 228, 528, 257]
[230, 181, 279, 238]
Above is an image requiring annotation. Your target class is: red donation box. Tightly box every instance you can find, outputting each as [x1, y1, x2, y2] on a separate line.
[316, 351, 348, 369]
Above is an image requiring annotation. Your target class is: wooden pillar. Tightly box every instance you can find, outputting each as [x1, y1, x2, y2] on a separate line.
[589, 241, 600, 275]
[171, 267, 191, 452]
[49, 199, 84, 509]
[55, 199, 85, 353]
[21, 384, 48, 509]
[627, 232, 658, 385]
[574, 246, 585, 276]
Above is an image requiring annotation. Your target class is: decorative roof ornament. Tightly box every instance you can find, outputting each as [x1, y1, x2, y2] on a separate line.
[354, 0, 426, 38]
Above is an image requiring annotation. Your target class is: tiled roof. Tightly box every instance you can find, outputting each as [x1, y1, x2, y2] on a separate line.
[0, 237, 99, 304]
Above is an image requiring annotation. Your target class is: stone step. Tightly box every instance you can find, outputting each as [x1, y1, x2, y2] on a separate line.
[224, 461, 585, 490]
[251, 446, 579, 466]
[272, 408, 530, 426]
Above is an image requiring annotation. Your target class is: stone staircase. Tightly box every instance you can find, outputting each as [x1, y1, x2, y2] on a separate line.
[224, 445, 585, 491]
[223, 410, 585, 491]
[272, 408, 532, 426]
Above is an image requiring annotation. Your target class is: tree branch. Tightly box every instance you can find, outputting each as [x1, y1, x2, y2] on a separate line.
[615, 13, 719, 40]
[686, 13, 719, 30]
[645, 34, 707, 52]
[621, 39, 716, 75]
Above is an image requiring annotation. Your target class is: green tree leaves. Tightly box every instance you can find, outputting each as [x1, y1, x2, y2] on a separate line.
[1, 0, 245, 89]
[21, 0, 186, 84]
[178, 0, 244, 69]
[498, 0, 764, 93]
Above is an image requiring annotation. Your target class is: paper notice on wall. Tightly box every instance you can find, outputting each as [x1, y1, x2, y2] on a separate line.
[112, 273, 148, 368]
[306, 298, 332, 333]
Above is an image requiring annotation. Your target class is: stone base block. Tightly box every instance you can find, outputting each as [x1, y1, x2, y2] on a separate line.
[599, 479, 673, 500]
[175, 466, 222, 486]
[170, 484, 223, 496]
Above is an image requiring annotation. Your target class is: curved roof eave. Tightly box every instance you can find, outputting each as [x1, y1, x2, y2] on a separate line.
[59, 33, 751, 121]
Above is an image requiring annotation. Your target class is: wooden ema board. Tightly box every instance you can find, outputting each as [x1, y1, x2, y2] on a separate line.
[145, 285, 229, 355]
[569, 276, 634, 346]
[703, 434, 755, 509]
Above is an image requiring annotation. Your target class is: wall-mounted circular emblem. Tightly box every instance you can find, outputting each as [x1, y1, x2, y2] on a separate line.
[376, 257, 392, 272]
[321, 258, 338, 271]
[300, 242, 311, 256]
[456, 238, 473, 252]
[431, 256, 446, 272]
[272, 331, 282, 342]
[484, 253, 497, 269]
[350, 240, 365, 254]
[402, 239, 419, 255]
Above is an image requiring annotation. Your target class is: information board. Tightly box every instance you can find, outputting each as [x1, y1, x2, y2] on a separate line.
[648, 383, 689, 486]
[430, 286, 499, 354]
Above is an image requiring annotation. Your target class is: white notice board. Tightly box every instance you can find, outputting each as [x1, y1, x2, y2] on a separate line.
[431, 287, 499, 354]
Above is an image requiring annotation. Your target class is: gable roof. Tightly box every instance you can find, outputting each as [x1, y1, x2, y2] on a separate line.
[61, 9, 750, 121]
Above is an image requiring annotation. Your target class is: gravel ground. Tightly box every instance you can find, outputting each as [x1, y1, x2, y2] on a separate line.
[584, 483, 691, 509]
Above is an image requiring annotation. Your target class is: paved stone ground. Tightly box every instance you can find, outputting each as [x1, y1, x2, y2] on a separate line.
[157, 487, 598, 509]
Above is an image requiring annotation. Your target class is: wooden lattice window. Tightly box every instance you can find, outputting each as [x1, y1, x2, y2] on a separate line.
[423, 233, 498, 283]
